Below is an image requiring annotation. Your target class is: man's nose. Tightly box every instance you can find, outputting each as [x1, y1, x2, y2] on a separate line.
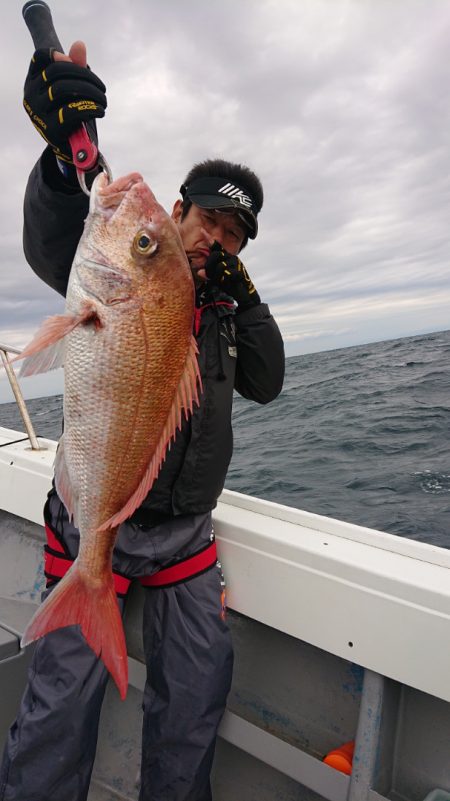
[205, 220, 224, 243]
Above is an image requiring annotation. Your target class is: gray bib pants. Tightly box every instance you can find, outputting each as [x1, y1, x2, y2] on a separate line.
[0, 490, 233, 801]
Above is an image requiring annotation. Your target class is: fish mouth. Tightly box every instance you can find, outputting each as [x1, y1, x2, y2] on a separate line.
[91, 172, 159, 224]
[75, 258, 134, 306]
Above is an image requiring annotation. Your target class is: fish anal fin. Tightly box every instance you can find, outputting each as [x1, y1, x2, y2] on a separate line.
[12, 302, 102, 378]
[21, 562, 128, 700]
[99, 335, 202, 530]
[54, 436, 77, 524]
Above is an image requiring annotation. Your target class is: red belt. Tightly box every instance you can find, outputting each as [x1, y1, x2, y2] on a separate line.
[44, 524, 217, 597]
[139, 544, 218, 587]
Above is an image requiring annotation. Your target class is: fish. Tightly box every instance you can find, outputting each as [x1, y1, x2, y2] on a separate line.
[13, 171, 201, 699]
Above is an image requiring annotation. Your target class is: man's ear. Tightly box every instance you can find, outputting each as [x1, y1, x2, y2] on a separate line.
[172, 199, 183, 225]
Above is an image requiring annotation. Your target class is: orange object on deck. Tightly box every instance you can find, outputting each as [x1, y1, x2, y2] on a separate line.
[323, 740, 355, 775]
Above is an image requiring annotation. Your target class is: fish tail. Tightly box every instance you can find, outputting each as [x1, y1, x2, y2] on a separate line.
[21, 563, 128, 699]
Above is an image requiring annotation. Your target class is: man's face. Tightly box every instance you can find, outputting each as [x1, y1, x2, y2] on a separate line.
[172, 201, 246, 284]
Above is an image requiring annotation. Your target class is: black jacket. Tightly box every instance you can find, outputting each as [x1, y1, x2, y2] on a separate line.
[23, 148, 285, 518]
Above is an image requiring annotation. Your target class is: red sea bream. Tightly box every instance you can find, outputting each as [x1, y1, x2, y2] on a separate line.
[15, 172, 201, 698]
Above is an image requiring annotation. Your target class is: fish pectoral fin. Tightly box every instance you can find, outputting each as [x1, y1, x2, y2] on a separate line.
[19, 339, 66, 378]
[54, 436, 77, 524]
[21, 562, 128, 700]
[13, 303, 101, 378]
[98, 335, 202, 530]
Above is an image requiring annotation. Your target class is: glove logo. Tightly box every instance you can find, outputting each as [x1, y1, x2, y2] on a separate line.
[218, 183, 252, 209]
[23, 99, 47, 131]
[68, 101, 98, 112]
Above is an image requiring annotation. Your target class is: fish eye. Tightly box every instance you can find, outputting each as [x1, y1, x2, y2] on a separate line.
[133, 230, 158, 256]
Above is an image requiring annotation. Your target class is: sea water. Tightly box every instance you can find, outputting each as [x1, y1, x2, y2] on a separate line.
[1, 329, 449, 548]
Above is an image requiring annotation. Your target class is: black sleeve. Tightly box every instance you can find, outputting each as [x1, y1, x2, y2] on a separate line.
[23, 147, 89, 298]
[234, 303, 285, 404]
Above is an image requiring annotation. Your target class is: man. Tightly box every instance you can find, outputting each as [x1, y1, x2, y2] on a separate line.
[0, 43, 284, 801]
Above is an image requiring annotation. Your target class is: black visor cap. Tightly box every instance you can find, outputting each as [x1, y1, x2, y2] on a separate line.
[181, 177, 258, 239]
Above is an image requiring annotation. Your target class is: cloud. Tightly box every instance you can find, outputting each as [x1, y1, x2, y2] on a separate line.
[1, 0, 450, 380]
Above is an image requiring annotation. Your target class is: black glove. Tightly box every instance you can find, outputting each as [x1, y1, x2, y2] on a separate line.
[23, 49, 107, 164]
[204, 242, 261, 311]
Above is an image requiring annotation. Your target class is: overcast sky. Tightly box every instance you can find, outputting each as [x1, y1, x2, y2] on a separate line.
[1, 0, 450, 402]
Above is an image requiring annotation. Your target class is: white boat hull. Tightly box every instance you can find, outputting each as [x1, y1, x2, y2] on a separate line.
[0, 425, 449, 800]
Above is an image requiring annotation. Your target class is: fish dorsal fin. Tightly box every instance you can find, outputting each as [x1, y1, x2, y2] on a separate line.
[98, 335, 202, 531]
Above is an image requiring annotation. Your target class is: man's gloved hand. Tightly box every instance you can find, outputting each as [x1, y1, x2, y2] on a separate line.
[204, 242, 261, 311]
[23, 48, 107, 164]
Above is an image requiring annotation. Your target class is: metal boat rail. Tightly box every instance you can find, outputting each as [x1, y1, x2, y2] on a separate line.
[0, 343, 40, 451]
